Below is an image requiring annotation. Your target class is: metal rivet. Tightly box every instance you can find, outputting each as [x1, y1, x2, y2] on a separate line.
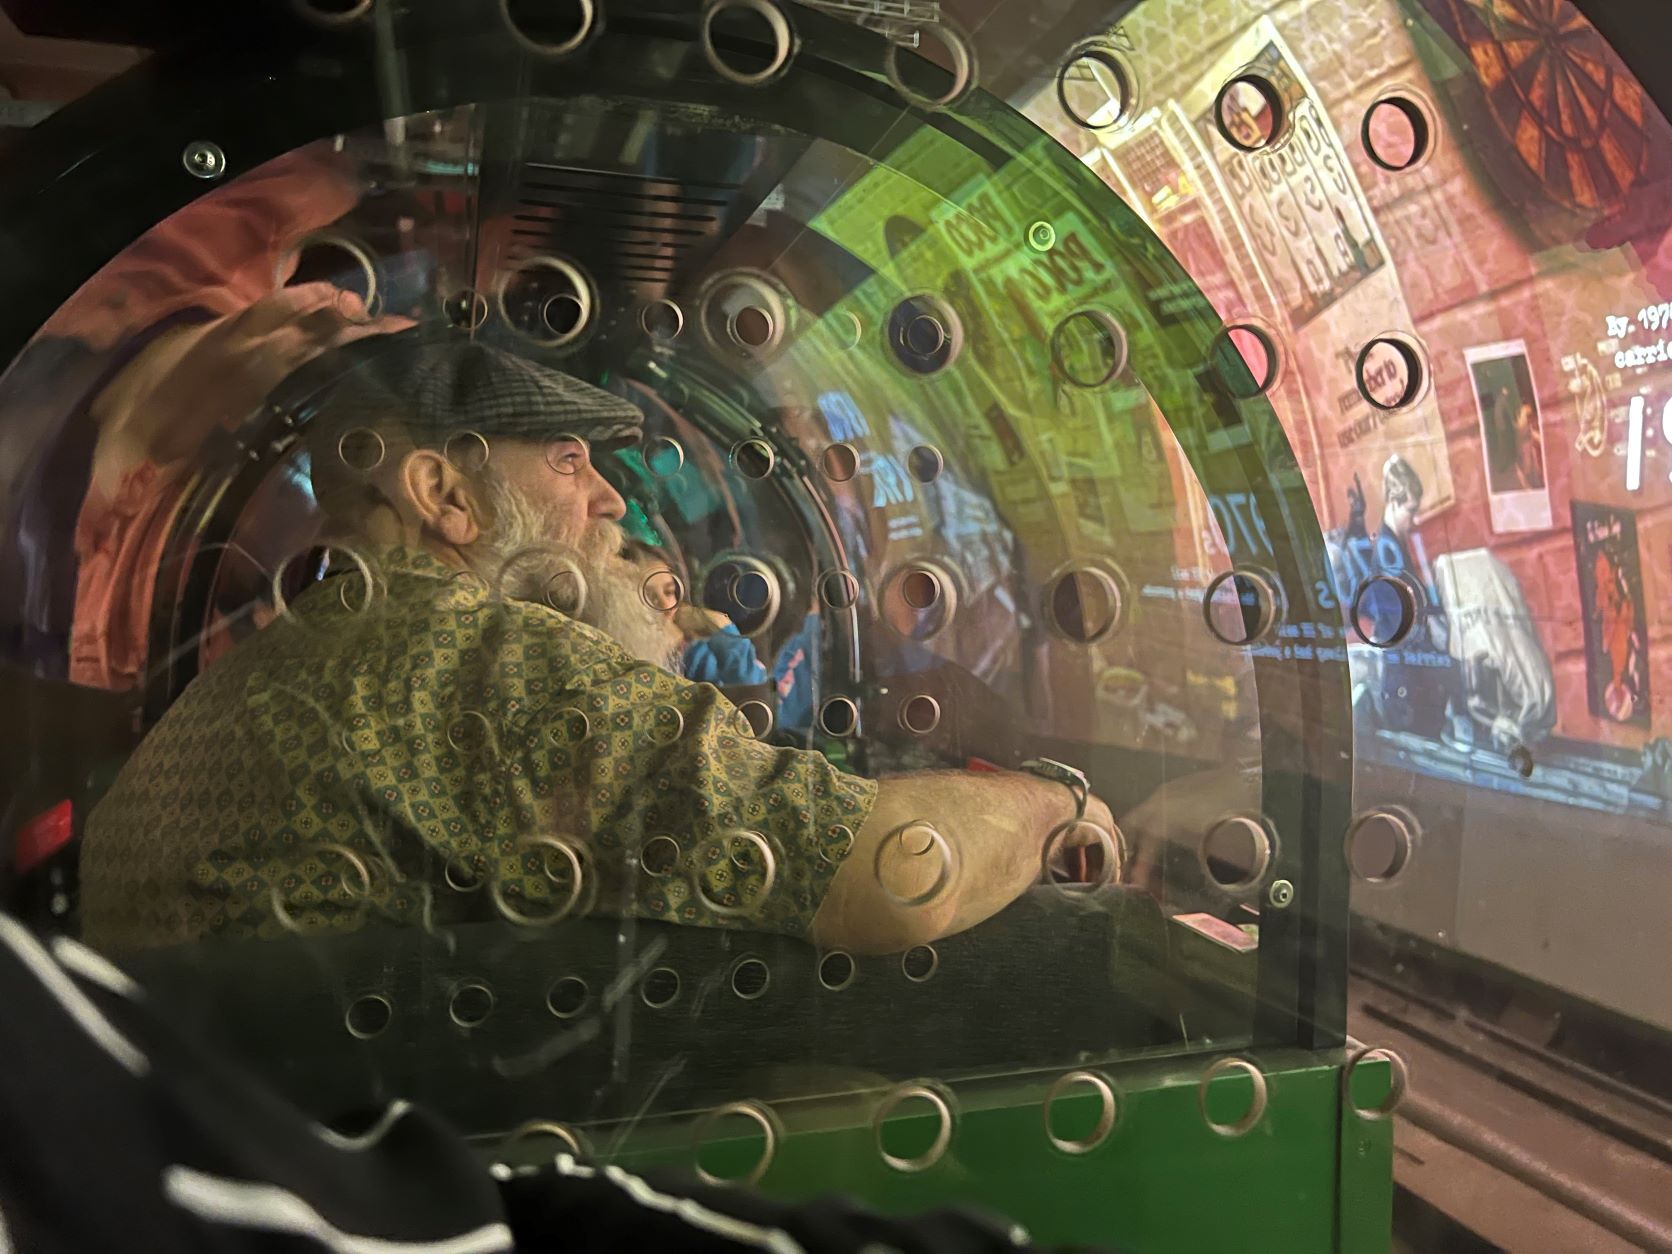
[182, 140, 227, 180]
[1268, 878, 1295, 908]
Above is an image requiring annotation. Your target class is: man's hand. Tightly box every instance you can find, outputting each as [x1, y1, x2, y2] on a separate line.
[120, 282, 413, 466]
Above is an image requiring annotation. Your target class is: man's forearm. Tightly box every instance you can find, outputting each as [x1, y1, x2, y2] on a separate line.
[810, 770, 1086, 955]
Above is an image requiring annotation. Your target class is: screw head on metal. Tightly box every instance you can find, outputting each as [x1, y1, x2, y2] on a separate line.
[1027, 220, 1057, 252]
[1267, 878, 1295, 909]
[183, 140, 227, 180]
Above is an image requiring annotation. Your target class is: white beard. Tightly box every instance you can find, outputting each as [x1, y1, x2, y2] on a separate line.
[464, 473, 683, 672]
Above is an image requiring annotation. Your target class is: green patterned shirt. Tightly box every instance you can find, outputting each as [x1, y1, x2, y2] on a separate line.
[80, 547, 875, 952]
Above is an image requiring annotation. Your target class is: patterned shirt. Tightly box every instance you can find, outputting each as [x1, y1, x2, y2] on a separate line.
[80, 547, 875, 952]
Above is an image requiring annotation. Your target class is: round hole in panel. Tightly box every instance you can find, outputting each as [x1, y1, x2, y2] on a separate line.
[641, 834, 681, 878]
[873, 1083, 954, 1173]
[818, 696, 859, 738]
[1344, 1046, 1410, 1120]
[345, 994, 392, 1040]
[646, 436, 686, 478]
[502, 1120, 592, 1160]
[731, 438, 776, 479]
[443, 288, 489, 330]
[640, 298, 685, 341]
[728, 305, 777, 350]
[692, 830, 777, 917]
[818, 950, 856, 991]
[1045, 565, 1126, 644]
[729, 956, 771, 1001]
[832, 310, 863, 350]
[546, 975, 591, 1019]
[291, 0, 373, 26]
[701, 0, 796, 86]
[1056, 40, 1137, 131]
[738, 700, 774, 738]
[820, 442, 859, 482]
[491, 837, 586, 926]
[551, 708, 591, 743]
[700, 555, 781, 637]
[1198, 1057, 1269, 1137]
[1200, 814, 1275, 892]
[699, 270, 789, 361]
[820, 824, 855, 865]
[500, 0, 597, 57]
[902, 568, 941, 609]
[268, 548, 328, 621]
[885, 22, 976, 110]
[1355, 335, 1426, 411]
[819, 569, 860, 610]
[897, 694, 942, 736]
[1051, 310, 1128, 388]
[336, 428, 386, 473]
[1042, 819, 1124, 892]
[446, 710, 493, 755]
[692, 1101, 779, 1188]
[1350, 574, 1421, 648]
[335, 562, 379, 614]
[649, 704, 686, 745]
[444, 430, 491, 475]
[640, 568, 684, 614]
[448, 981, 495, 1029]
[496, 256, 594, 349]
[731, 569, 772, 612]
[1345, 808, 1418, 883]
[887, 294, 962, 375]
[641, 966, 682, 1009]
[906, 444, 944, 483]
[901, 945, 939, 983]
[874, 822, 955, 908]
[1213, 322, 1281, 398]
[444, 856, 485, 893]
[542, 435, 589, 478]
[278, 232, 378, 319]
[1043, 1070, 1119, 1155]
[542, 293, 587, 339]
[1027, 220, 1057, 252]
[1362, 92, 1435, 172]
[540, 566, 587, 617]
[1203, 568, 1281, 646]
[1214, 74, 1286, 152]
[314, 842, 375, 901]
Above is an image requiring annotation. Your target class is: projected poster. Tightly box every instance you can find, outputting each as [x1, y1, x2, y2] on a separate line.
[1011, 0, 1672, 816]
[1572, 503, 1651, 727]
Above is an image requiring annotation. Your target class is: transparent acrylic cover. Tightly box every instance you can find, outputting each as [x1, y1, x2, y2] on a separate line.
[0, 0, 1667, 1244]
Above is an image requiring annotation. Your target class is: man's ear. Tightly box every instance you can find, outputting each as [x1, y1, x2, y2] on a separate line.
[399, 448, 484, 547]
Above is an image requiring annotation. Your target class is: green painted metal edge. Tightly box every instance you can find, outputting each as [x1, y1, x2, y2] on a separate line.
[545, 1048, 1394, 1252]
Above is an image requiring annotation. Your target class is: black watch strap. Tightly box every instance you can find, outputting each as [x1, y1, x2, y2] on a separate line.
[1019, 757, 1089, 822]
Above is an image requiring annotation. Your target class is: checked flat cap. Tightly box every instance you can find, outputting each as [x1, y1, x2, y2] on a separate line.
[294, 331, 643, 449]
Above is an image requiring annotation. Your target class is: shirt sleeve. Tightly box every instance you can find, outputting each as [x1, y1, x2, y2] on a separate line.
[505, 620, 876, 939]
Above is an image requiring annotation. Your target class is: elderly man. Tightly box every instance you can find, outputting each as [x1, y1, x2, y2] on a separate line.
[80, 334, 1111, 955]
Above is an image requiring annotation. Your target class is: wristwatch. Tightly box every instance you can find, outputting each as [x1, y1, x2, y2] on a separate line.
[1019, 757, 1090, 822]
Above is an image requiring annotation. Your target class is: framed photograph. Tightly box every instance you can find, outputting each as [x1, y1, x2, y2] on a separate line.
[1464, 340, 1553, 532]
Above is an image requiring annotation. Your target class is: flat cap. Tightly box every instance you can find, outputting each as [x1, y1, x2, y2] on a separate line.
[294, 331, 643, 448]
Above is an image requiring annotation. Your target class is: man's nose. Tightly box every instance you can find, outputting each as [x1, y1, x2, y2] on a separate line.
[589, 470, 627, 519]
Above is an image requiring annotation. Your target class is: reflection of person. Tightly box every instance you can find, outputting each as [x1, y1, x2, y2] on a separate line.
[81, 337, 1112, 955]
[0, 912, 1092, 1254]
[32, 146, 376, 690]
[1512, 402, 1546, 490]
[70, 284, 406, 689]
[1360, 455, 1469, 745]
